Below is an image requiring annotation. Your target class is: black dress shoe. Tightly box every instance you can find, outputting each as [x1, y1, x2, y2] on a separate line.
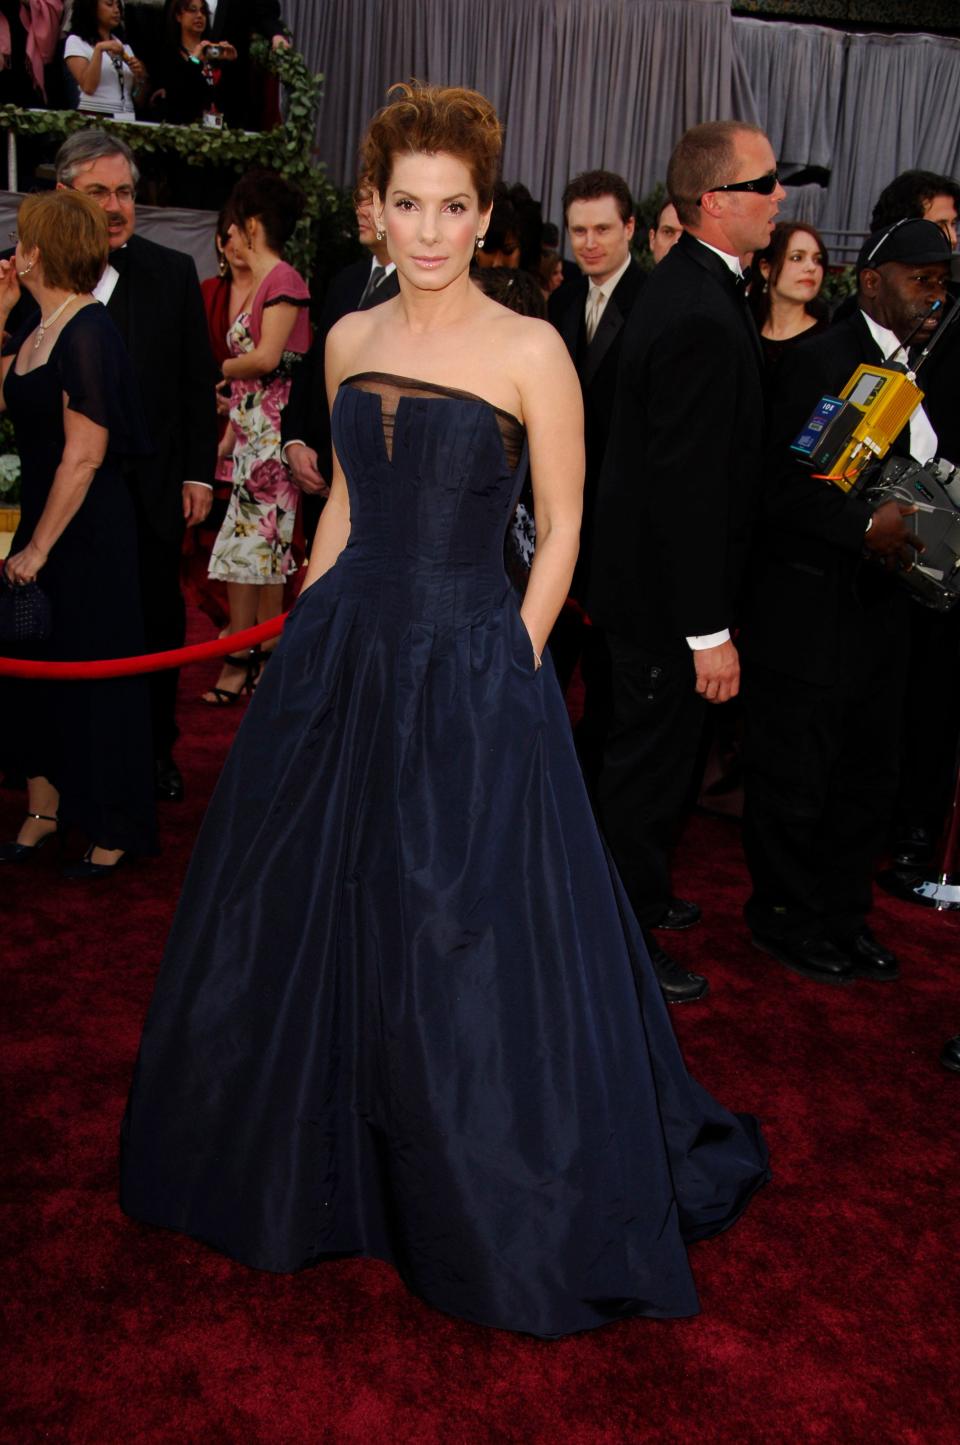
[834, 927, 900, 981]
[154, 755, 184, 803]
[61, 848, 130, 881]
[652, 897, 702, 931]
[644, 936, 709, 1003]
[940, 1037, 960, 1074]
[892, 825, 934, 869]
[750, 931, 855, 985]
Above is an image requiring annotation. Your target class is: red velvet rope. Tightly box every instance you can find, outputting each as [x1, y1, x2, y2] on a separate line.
[0, 614, 287, 680]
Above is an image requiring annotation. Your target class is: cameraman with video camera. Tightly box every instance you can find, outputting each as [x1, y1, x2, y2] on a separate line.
[740, 218, 953, 988]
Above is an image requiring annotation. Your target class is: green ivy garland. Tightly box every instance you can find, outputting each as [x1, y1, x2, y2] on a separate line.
[0, 37, 334, 276]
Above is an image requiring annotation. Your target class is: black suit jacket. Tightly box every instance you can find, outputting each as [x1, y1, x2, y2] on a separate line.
[281, 257, 400, 467]
[588, 231, 764, 652]
[740, 311, 910, 687]
[550, 259, 645, 601]
[108, 233, 218, 542]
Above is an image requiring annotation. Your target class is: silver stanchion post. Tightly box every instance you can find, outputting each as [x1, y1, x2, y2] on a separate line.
[6, 130, 17, 192]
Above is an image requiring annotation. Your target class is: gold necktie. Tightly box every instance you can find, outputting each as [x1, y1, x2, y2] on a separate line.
[585, 286, 605, 343]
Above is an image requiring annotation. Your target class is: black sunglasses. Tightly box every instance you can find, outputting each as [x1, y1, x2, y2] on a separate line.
[704, 171, 780, 198]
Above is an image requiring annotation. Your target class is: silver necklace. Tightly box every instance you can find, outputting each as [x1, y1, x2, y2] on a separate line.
[35, 293, 78, 350]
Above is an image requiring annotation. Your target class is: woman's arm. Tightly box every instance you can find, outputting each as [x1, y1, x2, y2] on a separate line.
[222, 301, 300, 380]
[3, 400, 108, 584]
[66, 39, 123, 96]
[514, 322, 585, 658]
[0, 255, 22, 405]
[298, 321, 356, 590]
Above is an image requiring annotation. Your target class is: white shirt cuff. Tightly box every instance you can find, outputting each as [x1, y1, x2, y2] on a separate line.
[184, 481, 213, 491]
[686, 629, 731, 650]
[281, 440, 306, 465]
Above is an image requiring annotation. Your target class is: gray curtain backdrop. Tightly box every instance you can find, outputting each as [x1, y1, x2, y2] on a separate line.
[282, 0, 960, 260]
[733, 17, 960, 258]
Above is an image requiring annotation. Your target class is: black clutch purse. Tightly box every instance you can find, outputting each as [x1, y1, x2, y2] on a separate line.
[0, 572, 53, 643]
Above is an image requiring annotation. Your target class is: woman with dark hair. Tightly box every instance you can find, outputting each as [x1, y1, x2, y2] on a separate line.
[0, 190, 154, 876]
[203, 170, 310, 703]
[65, 0, 146, 118]
[749, 220, 829, 375]
[155, 0, 237, 126]
[122, 84, 768, 1337]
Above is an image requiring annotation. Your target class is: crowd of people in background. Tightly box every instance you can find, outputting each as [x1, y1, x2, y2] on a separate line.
[0, 104, 956, 1067]
[0, 0, 292, 145]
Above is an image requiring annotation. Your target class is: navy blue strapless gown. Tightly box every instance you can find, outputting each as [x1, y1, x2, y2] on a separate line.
[120, 374, 769, 1337]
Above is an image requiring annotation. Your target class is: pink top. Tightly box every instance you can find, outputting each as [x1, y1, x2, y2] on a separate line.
[250, 261, 311, 354]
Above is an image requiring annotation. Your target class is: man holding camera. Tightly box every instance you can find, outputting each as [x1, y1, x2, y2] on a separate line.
[740, 218, 952, 985]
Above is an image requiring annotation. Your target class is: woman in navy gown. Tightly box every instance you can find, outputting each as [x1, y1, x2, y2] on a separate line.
[121, 84, 769, 1337]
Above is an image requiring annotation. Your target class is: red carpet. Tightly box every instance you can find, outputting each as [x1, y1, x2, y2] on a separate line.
[3, 611, 958, 1442]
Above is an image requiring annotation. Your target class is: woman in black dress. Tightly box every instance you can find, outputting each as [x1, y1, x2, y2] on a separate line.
[0, 189, 155, 877]
[748, 221, 829, 389]
[155, 0, 238, 127]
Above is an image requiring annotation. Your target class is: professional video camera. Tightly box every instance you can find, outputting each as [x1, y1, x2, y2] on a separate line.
[792, 296, 960, 611]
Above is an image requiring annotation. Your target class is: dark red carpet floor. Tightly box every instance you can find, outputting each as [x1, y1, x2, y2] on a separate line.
[3, 613, 959, 1442]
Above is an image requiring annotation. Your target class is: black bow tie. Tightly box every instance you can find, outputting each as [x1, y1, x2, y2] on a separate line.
[731, 271, 748, 298]
[108, 245, 129, 276]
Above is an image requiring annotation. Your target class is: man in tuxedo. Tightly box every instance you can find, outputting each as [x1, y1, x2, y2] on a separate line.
[648, 199, 683, 265]
[281, 179, 399, 540]
[740, 219, 952, 985]
[548, 171, 645, 782]
[55, 129, 218, 803]
[589, 123, 785, 1003]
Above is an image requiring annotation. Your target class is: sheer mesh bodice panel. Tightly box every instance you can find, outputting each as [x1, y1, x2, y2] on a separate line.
[343, 372, 525, 471]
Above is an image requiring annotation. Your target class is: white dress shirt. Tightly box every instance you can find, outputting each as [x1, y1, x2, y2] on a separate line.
[860, 311, 939, 464]
[584, 253, 632, 341]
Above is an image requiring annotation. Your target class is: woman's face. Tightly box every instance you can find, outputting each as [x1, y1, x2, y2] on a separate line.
[222, 228, 250, 272]
[768, 229, 825, 306]
[377, 151, 489, 291]
[178, 1, 207, 38]
[548, 260, 563, 293]
[98, 0, 122, 33]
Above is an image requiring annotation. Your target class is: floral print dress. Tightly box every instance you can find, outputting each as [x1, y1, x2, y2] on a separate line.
[208, 262, 311, 585]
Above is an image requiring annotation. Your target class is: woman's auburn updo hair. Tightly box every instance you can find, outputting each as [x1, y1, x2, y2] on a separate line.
[360, 82, 503, 210]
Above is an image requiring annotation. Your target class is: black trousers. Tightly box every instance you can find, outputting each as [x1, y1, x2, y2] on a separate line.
[597, 636, 706, 929]
[135, 515, 186, 759]
[741, 608, 909, 941]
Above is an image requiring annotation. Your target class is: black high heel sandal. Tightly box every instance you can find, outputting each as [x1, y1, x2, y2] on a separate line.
[0, 811, 59, 863]
[200, 647, 262, 706]
[61, 846, 131, 881]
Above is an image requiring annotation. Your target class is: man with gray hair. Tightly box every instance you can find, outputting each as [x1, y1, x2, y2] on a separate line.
[55, 128, 218, 803]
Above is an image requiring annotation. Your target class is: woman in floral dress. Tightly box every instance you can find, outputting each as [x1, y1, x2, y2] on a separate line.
[205, 171, 310, 703]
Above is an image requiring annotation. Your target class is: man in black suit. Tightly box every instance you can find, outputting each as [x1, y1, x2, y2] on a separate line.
[589, 123, 785, 1003]
[55, 129, 218, 802]
[740, 219, 952, 985]
[281, 179, 399, 538]
[547, 171, 644, 785]
[550, 171, 645, 605]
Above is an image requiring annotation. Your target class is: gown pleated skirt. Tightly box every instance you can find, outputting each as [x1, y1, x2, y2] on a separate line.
[120, 376, 769, 1337]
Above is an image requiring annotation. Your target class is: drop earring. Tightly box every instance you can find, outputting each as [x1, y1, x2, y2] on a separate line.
[16, 258, 35, 278]
[476, 236, 485, 250]
[376, 228, 385, 241]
